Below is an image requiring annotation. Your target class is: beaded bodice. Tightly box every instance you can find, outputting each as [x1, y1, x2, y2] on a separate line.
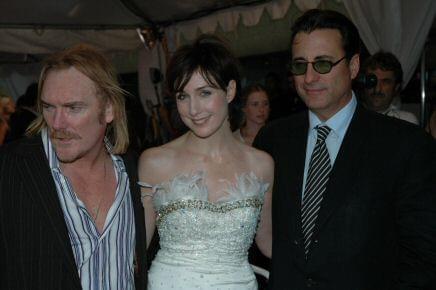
[142, 171, 269, 265]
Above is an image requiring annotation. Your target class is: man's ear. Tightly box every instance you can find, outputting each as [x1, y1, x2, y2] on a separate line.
[349, 54, 360, 80]
[226, 80, 236, 103]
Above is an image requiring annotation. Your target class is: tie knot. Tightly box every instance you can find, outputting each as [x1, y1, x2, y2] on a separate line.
[316, 125, 331, 142]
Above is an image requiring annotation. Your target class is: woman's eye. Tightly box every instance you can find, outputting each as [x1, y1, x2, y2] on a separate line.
[176, 93, 187, 101]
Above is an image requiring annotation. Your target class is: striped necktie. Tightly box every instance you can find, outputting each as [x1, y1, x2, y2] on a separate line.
[301, 125, 332, 256]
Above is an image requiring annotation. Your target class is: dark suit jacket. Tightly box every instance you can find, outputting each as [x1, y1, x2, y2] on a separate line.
[0, 135, 147, 290]
[254, 105, 436, 290]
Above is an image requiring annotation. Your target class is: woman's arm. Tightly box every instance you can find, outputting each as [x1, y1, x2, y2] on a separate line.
[255, 152, 274, 258]
[255, 187, 272, 258]
[138, 148, 161, 249]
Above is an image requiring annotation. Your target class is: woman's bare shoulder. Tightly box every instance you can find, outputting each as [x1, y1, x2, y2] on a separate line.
[138, 137, 186, 183]
[235, 143, 274, 181]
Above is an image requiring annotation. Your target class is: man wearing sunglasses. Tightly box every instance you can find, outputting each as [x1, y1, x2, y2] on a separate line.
[254, 9, 436, 290]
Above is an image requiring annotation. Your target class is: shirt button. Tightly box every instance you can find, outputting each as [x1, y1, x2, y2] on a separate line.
[313, 239, 318, 244]
[293, 240, 299, 245]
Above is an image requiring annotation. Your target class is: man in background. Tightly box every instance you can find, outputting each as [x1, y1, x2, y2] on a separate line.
[363, 51, 419, 124]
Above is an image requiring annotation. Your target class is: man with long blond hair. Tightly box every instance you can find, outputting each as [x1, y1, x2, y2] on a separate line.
[0, 44, 147, 290]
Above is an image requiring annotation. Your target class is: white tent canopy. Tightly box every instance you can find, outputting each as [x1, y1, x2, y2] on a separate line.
[0, 0, 275, 54]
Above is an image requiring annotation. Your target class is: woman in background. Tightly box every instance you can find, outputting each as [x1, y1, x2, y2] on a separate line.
[234, 84, 270, 145]
[138, 35, 274, 290]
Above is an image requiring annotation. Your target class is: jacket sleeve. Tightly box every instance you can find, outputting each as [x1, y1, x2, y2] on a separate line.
[395, 132, 436, 288]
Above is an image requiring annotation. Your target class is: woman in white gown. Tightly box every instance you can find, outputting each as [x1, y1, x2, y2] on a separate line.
[138, 35, 274, 290]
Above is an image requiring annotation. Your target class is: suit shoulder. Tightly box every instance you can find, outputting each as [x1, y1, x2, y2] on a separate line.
[357, 107, 432, 148]
[254, 112, 307, 154]
[0, 135, 41, 157]
[364, 108, 422, 133]
[259, 111, 306, 137]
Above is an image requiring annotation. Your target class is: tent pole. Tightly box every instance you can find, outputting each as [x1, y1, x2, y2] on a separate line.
[420, 46, 427, 128]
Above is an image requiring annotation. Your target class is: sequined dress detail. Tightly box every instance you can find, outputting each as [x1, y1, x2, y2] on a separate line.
[141, 171, 268, 290]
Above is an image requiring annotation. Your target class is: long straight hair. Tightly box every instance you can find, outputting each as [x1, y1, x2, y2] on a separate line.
[27, 44, 129, 154]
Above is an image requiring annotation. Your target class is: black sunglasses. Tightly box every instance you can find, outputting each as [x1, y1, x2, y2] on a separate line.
[290, 56, 347, 75]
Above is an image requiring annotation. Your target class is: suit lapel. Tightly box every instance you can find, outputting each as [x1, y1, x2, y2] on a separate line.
[312, 107, 367, 236]
[287, 117, 308, 237]
[288, 116, 309, 264]
[272, 114, 308, 266]
[19, 137, 81, 287]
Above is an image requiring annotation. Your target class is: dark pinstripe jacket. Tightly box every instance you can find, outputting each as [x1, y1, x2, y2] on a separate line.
[0, 135, 147, 290]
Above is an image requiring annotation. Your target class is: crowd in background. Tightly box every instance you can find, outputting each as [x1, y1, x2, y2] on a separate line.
[2, 53, 436, 149]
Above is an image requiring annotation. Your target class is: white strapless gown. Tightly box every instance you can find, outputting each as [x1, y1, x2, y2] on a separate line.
[142, 171, 268, 290]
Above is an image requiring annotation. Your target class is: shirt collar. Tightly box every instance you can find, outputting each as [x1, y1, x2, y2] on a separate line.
[378, 103, 396, 115]
[308, 92, 357, 139]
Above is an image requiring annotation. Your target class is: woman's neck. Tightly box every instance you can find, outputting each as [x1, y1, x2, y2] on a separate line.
[240, 121, 265, 146]
[241, 121, 264, 136]
[185, 123, 236, 156]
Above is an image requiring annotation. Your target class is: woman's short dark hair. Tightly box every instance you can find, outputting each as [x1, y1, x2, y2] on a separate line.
[290, 9, 361, 60]
[166, 34, 241, 99]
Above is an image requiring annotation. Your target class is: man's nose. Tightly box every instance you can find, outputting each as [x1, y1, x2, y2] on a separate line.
[375, 79, 383, 93]
[304, 64, 320, 83]
[51, 109, 67, 129]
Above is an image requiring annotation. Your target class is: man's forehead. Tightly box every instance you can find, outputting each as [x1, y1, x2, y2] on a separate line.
[292, 28, 343, 43]
[49, 66, 93, 81]
[367, 68, 395, 79]
[42, 67, 98, 98]
[291, 28, 344, 57]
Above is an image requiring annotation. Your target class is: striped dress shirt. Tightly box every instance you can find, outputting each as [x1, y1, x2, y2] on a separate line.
[42, 129, 136, 290]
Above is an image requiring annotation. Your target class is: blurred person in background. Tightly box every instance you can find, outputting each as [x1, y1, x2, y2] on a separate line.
[0, 94, 16, 144]
[5, 83, 38, 143]
[362, 51, 418, 124]
[234, 84, 270, 145]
